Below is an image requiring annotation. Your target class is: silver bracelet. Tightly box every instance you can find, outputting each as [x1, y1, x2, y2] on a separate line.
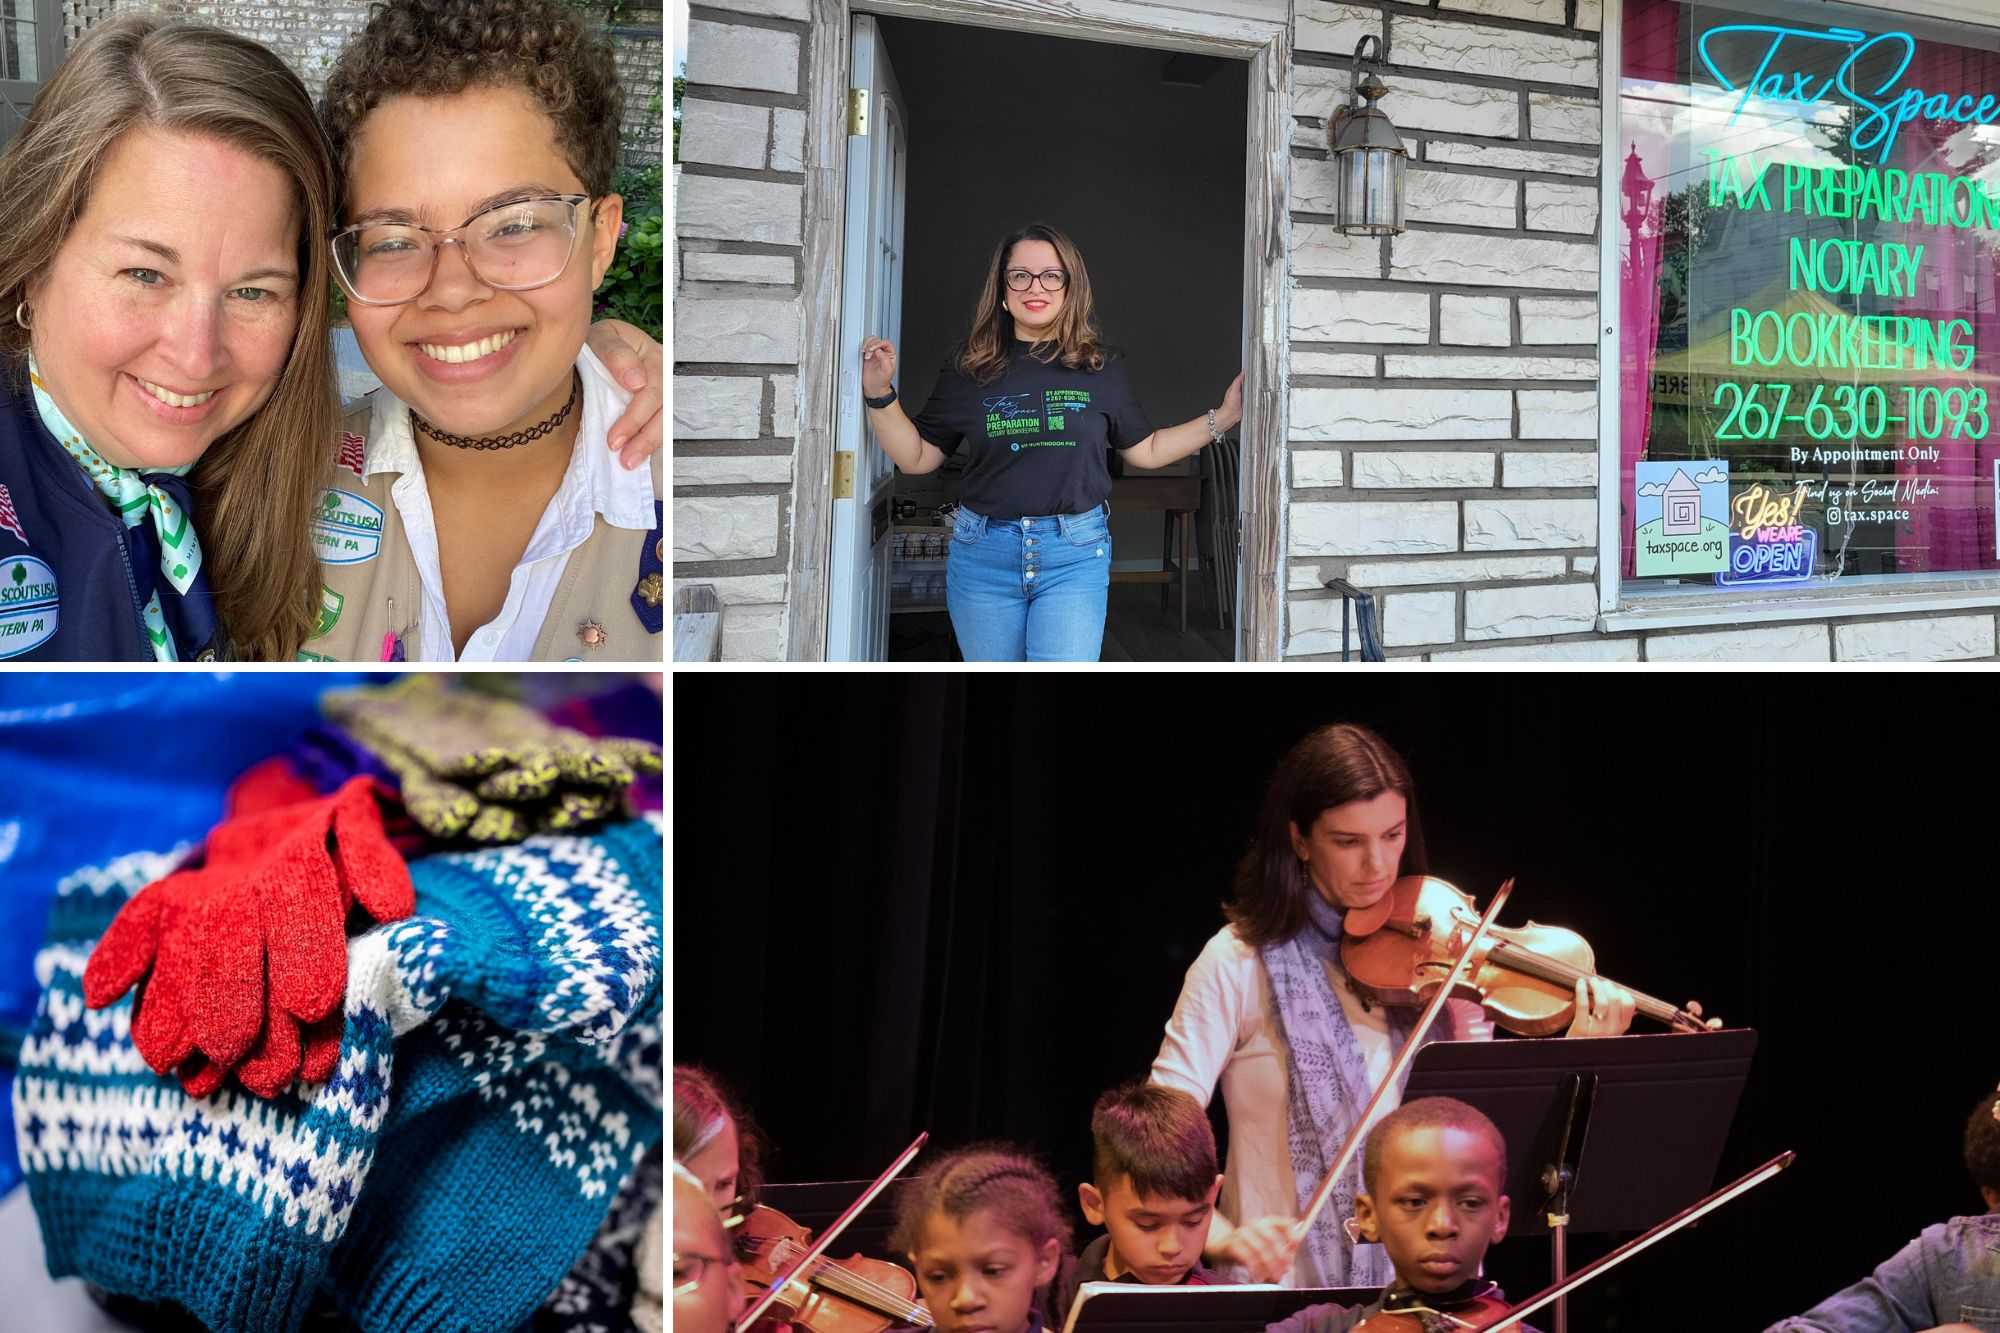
[1206, 409, 1227, 445]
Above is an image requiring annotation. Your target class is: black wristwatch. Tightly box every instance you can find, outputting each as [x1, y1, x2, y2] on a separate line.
[865, 386, 898, 409]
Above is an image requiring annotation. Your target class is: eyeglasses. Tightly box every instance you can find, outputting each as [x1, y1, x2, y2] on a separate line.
[330, 195, 595, 306]
[1004, 268, 1068, 292]
[673, 1252, 727, 1296]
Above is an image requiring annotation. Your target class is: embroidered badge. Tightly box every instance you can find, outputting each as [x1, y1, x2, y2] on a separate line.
[313, 585, 346, 638]
[0, 555, 60, 658]
[311, 488, 384, 565]
[338, 431, 366, 478]
[576, 619, 607, 650]
[0, 483, 26, 546]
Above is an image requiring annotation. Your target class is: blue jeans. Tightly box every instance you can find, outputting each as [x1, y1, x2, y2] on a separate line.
[946, 503, 1112, 661]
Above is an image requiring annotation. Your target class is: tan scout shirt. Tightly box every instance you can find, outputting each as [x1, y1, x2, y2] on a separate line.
[299, 359, 663, 663]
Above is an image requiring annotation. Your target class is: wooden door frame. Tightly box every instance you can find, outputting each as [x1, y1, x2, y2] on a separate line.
[788, 0, 1290, 661]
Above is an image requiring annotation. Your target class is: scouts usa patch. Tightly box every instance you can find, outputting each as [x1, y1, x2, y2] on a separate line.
[631, 500, 663, 633]
[338, 431, 366, 478]
[0, 555, 59, 658]
[0, 484, 26, 546]
[312, 488, 383, 565]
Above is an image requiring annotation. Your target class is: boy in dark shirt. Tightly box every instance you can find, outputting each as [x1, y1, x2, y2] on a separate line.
[1266, 1096, 1532, 1333]
[1057, 1083, 1224, 1320]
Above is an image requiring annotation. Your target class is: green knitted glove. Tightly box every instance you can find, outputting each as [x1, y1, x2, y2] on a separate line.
[323, 678, 662, 843]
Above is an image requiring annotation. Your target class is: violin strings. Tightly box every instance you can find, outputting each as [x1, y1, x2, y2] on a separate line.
[738, 1235, 926, 1316]
[1484, 942, 1677, 1019]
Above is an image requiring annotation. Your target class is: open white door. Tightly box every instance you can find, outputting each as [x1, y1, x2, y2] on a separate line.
[826, 14, 908, 662]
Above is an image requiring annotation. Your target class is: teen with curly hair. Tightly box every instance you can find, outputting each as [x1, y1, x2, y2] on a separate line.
[308, 0, 661, 662]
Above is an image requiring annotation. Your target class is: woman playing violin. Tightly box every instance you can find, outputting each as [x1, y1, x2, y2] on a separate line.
[1150, 723, 1663, 1289]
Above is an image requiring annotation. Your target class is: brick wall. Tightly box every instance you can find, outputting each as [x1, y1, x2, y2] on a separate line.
[1282, 0, 1612, 660]
[66, 0, 665, 167]
[669, 0, 809, 661]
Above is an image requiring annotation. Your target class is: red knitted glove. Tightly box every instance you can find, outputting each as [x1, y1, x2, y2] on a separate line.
[82, 776, 416, 1097]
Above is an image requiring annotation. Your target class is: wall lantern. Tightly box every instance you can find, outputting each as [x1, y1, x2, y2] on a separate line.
[1328, 35, 1408, 236]
[1621, 142, 1656, 237]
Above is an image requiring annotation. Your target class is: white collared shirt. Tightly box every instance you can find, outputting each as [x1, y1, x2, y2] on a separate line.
[362, 345, 657, 662]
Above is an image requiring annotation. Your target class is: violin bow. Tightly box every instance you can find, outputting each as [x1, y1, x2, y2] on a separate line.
[1477, 1150, 1796, 1332]
[736, 1131, 930, 1331]
[1293, 878, 1515, 1245]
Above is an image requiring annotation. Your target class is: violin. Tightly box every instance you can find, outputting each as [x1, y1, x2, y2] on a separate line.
[1350, 1282, 1513, 1333]
[1341, 876, 1716, 1037]
[738, 1204, 934, 1333]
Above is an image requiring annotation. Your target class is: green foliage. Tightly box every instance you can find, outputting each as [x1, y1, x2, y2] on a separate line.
[597, 162, 664, 340]
[673, 63, 685, 163]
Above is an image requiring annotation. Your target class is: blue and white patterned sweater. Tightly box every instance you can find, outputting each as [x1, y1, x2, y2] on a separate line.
[12, 814, 664, 1333]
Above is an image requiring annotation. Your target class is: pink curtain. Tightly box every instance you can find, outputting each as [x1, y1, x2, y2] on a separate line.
[1893, 39, 2000, 575]
[1619, 0, 1678, 578]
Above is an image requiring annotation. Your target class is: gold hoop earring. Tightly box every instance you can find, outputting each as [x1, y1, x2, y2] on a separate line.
[13, 302, 29, 330]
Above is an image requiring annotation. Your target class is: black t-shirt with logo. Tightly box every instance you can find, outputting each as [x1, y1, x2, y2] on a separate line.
[907, 341, 1154, 521]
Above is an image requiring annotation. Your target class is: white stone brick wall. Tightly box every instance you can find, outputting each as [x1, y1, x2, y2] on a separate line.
[673, 0, 811, 657]
[1285, 0, 1606, 658]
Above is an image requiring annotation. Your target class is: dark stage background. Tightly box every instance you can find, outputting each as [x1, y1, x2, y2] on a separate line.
[676, 676, 2000, 1331]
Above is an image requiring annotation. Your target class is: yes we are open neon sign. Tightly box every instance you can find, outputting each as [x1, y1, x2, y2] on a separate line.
[1697, 24, 2000, 163]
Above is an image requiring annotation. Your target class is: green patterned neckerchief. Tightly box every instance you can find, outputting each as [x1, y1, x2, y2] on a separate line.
[27, 355, 204, 661]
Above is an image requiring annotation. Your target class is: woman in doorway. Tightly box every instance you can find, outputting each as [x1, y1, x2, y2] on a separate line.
[1150, 722, 1707, 1289]
[859, 222, 1240, 661]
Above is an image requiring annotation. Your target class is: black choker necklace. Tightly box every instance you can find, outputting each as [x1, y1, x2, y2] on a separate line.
[413, 370, 579, 451]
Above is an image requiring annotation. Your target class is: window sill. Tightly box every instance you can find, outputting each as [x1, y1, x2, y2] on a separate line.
[1602, 574, 2000, 632]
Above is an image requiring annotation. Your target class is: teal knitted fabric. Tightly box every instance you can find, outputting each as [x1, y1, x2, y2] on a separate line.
[13, 815, 663, 1333]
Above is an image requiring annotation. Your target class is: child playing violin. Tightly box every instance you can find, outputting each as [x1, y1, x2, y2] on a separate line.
[892, 1144, 1078, 1333]
[1265, 1096, 1537, 1333]
[674, 1161, 748, 1333]
[1763, 1085, 2000, 1333]
[1055, 1083, 1224, 1316]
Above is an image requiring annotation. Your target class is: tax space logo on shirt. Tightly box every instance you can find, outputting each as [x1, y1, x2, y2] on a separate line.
[983, 389, 1093, 453]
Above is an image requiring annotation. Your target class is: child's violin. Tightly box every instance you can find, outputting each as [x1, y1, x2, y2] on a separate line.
[1340, 876, 1717, 1036]
[1350, 1286, 1516, 1333]
[737, 1204, 934, 1333]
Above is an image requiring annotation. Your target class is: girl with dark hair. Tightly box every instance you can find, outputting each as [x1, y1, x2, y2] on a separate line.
[1149, 723, 1642, 1290]
[858, 222, 1242, 661]
[891, 1143, 1077, 1333]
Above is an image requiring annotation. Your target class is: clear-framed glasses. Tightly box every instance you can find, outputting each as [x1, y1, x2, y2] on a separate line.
[672, 1251, 726, 1297]
[1004, 268, 1068, 292]
[330, 194, 595, 306]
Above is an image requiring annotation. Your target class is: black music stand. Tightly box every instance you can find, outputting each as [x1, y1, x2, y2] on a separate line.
[1058, 1282, 1381, 1333]
[755, 1178, 913, 1266]
[1402, 1029, 1758, 1333]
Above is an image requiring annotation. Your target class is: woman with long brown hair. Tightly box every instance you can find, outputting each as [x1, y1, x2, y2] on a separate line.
[1150, 723, 1646, 1289]
[0, 13, 664, 661]
[859, 222, 1242, 661]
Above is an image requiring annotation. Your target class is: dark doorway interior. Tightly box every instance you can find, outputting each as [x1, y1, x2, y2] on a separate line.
[875, 16, 1247, 661]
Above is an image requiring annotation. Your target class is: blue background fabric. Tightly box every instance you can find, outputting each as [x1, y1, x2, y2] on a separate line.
[0, 673, 375, 1199]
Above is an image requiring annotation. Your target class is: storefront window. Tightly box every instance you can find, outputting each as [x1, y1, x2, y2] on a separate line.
[1620, 0, 2000, 588]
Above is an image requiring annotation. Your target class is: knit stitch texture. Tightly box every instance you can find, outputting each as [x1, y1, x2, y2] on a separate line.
[13, 815, 664, 1333]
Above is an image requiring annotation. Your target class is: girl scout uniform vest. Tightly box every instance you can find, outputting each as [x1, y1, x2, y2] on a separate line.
[301, 392, 664, 663]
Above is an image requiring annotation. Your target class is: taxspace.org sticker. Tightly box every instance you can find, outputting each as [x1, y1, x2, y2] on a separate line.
[312, 488, 383, 565]
[0, 555, 59, 658]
